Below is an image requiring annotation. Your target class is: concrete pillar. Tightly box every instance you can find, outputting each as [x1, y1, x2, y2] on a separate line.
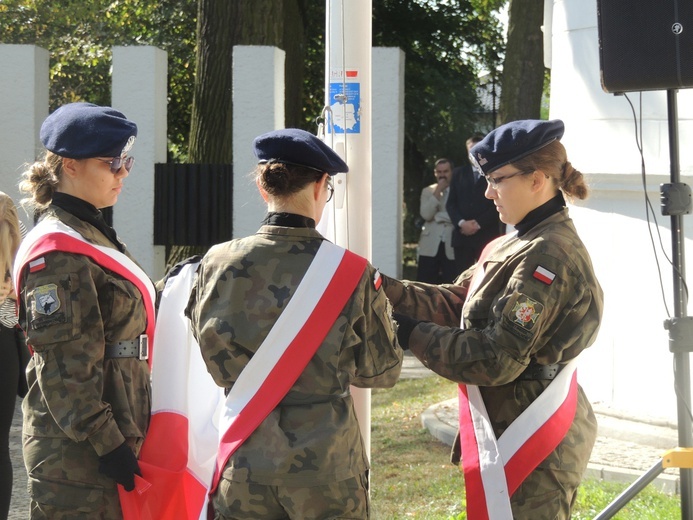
[112, 45, 167, 280]
[0, 44, 49, 227]
[232, 46, 285, 238]
[372, 47, 405, 278]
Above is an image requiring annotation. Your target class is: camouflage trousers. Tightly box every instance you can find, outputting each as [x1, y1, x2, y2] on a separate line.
[23, 435, 127, 520]
[212, 472, 370, 520]
[510, 466, 584, 520]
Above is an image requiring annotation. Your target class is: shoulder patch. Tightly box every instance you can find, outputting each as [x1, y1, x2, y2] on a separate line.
[532, 265, 556, 285]
[373, 270, 382, 291]
[33, 284, 61, 316]
[510, 295, 543, 330]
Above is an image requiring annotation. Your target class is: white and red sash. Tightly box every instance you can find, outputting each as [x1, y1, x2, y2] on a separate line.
[211, 240, 367, 493]
[458, 236, 578, 520]
[458, 362, 578, 520]
[13, 219, 156, 357]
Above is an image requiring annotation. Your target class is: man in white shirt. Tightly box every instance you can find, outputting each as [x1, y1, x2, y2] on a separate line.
[416, 158, 456, 283]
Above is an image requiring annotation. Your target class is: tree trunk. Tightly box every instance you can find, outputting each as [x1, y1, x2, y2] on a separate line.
[188, 0, 305, 163]
[498, 0, 545, 124]
[170, 0, 305, 268]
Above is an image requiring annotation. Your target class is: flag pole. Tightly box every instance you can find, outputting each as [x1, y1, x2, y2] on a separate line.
[324, 0, 373, 457]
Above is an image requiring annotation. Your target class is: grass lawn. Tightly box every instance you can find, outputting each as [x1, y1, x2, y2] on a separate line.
[369, 377, 681, 519]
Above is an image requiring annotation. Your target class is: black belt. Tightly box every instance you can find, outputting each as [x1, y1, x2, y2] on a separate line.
[105, 335, 149, 361]
[516, 361, 563, 381]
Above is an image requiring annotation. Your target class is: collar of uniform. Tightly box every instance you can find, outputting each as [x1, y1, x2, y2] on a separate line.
[515, 192, 566, 237]
[50, 192, 125, 251]
[262, 212, 316, 229]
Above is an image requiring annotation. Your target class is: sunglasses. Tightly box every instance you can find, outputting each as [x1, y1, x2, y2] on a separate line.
[96, 156, 135, 174]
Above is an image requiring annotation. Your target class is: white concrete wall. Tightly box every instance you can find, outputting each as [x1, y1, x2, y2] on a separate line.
[372, 47, 405, 278]
[112, 46, 168, 280]
[232, 46, 285, 239]
[0, 44, 49, 227]
[549, 0, 693, 422]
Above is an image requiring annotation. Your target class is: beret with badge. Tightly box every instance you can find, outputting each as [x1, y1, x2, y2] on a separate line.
[253, 128, 348, 176]
[40, 102, 137, 159]
[470, 119, 565, 175]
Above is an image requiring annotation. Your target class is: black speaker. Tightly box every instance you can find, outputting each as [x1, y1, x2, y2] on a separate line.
[597, 0, 693, 93]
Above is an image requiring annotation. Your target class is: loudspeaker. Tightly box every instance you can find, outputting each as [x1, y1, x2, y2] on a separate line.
[597, 0, 693, 93]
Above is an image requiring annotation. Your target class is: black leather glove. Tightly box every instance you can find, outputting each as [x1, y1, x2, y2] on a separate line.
[393, 313, 421, 350]
[98, 442, 141, 492]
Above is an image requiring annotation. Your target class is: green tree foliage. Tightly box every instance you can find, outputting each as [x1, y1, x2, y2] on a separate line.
[373, 0, 505, 241]
[0, 0, 506, 245]
[0, 0, 197, 161]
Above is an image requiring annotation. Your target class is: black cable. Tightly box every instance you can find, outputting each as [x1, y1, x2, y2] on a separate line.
[623, 92, 693, 426]
[623, 92, 675, 317]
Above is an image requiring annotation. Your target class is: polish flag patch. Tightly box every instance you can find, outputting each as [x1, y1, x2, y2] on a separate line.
[533, 265, 556, 285]
[373, 270, 382, 290]
[29, 257, 46, 273]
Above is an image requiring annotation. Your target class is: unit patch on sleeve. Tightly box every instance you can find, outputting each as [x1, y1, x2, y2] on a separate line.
[502, 293, 545, 340]
[532, 265, 556, 285]
[30, 283, 68, 331]
[512, 296, 542, 328]
[33, 284, 61, 316]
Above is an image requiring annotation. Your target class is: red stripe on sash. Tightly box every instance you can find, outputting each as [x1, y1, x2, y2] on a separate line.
[458, 384, 490, 520]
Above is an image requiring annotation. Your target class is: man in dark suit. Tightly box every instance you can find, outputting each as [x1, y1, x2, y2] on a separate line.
[446, 135, 502, 274]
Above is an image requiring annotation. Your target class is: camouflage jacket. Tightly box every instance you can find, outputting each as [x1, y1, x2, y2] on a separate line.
[384, 209, 603, 470]
[186, 224, 402, 486]
[18, 206, 151, 457]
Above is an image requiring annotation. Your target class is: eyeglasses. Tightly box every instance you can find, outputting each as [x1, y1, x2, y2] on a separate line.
[326, 177, 334, 202]
[484, 168, 535, 188]
[96, 156, 135, 174]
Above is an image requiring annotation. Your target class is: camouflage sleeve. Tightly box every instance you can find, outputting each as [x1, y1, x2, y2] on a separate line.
[408, 250, 600, 386]
[381, 273, 470, 327]
[186, 257, 242, 388]
[349, 266, 403, 388]
[21, 252, 126, 456]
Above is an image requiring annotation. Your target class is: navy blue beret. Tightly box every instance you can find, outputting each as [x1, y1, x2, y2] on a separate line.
[40, 102, 138, 159]
[253, 128, 348, 175]
[470, 119, 564, 175]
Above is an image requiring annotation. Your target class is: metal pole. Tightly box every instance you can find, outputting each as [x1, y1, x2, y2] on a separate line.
[324, 0, 373, 457]
[667, 88, 693, 520]
[593, 460, 666, 520]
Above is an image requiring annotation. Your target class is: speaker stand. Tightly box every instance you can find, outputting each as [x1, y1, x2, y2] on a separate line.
[594, 89, 693, 519]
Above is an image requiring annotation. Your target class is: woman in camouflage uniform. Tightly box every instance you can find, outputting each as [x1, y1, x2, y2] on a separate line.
[13, 103, 154, 519]
[388, 120, 603, 520]
[186, 128, 403, 520]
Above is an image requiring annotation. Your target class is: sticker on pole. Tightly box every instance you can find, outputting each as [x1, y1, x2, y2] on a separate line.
[329, 68, 361, 134]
